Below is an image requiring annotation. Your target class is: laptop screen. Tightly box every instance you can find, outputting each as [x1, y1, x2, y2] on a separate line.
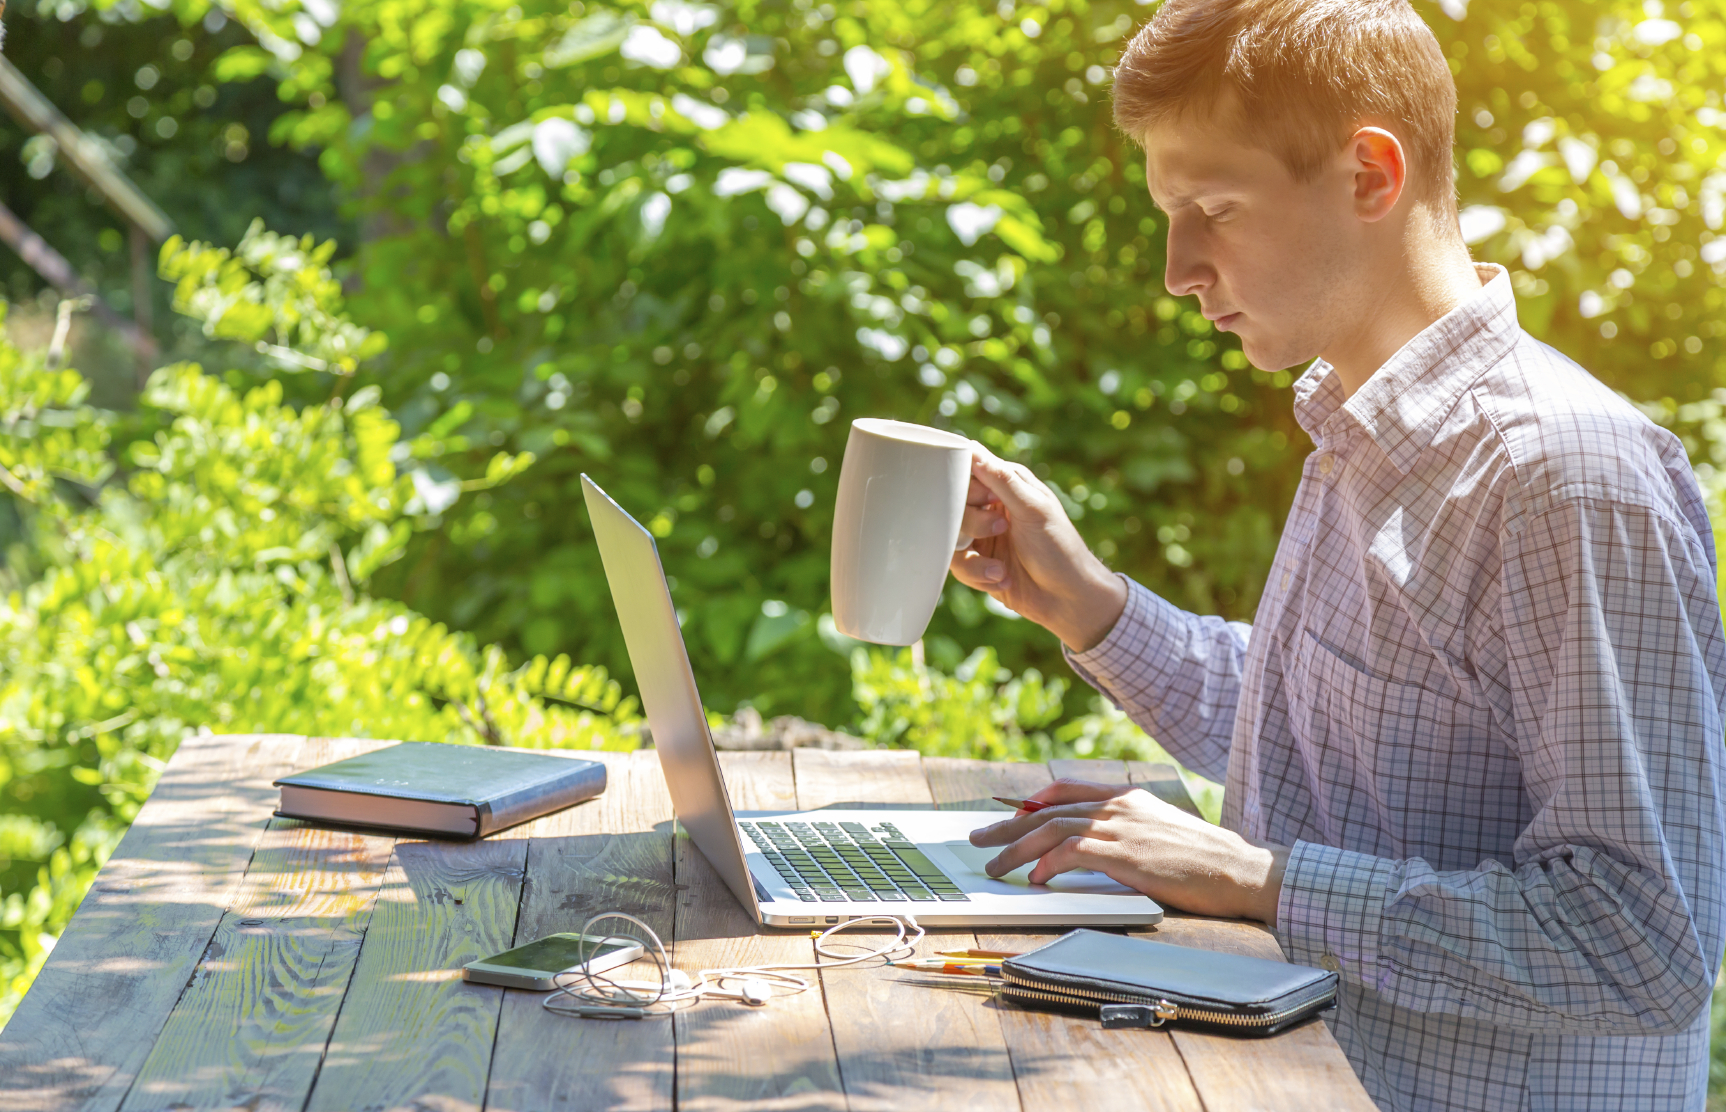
[581, 475, 760, 915]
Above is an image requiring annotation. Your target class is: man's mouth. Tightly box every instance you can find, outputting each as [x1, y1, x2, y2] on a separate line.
[1206, 311, 1241, 332]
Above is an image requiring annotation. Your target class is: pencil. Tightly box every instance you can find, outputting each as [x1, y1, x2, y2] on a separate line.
[992, 796, 1053, 813]
[891, 961, 1000, 976]
[894, 957, 999, 968]
[935, 949, 1023, 959]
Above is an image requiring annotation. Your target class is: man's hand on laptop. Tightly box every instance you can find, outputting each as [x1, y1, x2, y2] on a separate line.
[950, 441, 1129, 653]
[968, 780, 1291, 925]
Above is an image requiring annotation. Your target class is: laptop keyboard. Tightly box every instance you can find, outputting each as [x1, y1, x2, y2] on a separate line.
[740, 819, 970, 903]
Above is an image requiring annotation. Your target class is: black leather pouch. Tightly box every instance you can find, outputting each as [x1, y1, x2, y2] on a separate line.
[999, 928, 1337, 1037]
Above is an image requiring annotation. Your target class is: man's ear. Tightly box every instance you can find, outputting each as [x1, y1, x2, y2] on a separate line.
[1348, 127, 1406, 224]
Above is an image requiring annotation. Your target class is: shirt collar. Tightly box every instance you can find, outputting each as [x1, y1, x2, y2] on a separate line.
[1290, 264, 1519, 474]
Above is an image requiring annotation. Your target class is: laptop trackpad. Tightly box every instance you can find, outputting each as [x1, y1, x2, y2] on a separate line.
[939, 842, 1141, 895]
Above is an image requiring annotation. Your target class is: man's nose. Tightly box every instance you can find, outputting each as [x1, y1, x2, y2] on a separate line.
[1163, 223, 1212, 299]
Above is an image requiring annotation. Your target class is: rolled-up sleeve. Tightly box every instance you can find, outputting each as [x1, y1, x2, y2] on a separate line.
[1064, 575, 1248, 786]
[1275, 496, 1726, 1035]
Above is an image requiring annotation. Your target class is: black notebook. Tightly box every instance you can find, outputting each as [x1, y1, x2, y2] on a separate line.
[999, 928, 1337, 1036]
[274, 742, 607, 840]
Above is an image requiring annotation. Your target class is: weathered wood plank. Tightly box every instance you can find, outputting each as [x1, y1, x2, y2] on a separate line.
[1147, 916, 1376, 1111]
[790, 748, 931, 811]
[922, 758, 1052, 813]
[716, 750, 799, 813]
[0, 733, 345, 1112]
[1124, 762, 1202, 818]
[797, 751, 1016, 1112]
[119, 816, 396, 1112]
[483, 749, 679, 1112]
[924, 758, 1198, 1112]
[302, 834, 528, 1112]
[975, 931, 1201, 1112]
[835, 934, 1021, 1112]
[1046, 758, 1130, 786]
[670, 751, 845, 1112]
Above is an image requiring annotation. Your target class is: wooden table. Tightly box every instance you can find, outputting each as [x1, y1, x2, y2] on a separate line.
[0, 734, 1377, 1112]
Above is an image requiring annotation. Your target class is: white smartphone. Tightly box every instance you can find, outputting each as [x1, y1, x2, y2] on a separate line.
[462, 932, 646, 991]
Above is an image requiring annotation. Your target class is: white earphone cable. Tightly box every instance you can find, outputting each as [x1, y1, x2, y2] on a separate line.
[542, 910, 926, 1019]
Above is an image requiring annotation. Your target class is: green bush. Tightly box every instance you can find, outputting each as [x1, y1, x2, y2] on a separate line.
[172, 0, 1721, 733]
[851, 642, 1223, 820]
[0, 233, 641, 1024]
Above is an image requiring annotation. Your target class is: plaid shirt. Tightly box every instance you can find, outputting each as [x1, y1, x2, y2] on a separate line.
[1069, 265, 1726, 1111]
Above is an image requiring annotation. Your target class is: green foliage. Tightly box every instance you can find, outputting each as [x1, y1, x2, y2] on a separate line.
[1435, 3, 1726, 382]
[10, 0, 1725, 727]
[852, 645, 1067, 761]
[0, 247, 639, 1025]
[0, 2, 347, 405]
[147, 0, 1325, 726]
[851, 644, 1222, 823]
[117, 0, 1708, 735]
[159, 221, 389, 374]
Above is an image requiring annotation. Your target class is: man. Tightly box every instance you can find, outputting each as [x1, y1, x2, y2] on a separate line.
[956, 1, 1726, 1108]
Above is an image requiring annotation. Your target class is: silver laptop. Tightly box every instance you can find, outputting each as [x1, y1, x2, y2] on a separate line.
[582, 474, 1162, 928]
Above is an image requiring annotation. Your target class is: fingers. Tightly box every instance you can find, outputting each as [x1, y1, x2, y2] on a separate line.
[978, 815, 1097, 876]
[968, 799, 1103, 849]
[961, 504, 1007, 542]
[967, 441, 1046, 517]
[1031, 779, 1142, 805]
[950, 548, 1008, 592]
[1026, 835, 1114, 886]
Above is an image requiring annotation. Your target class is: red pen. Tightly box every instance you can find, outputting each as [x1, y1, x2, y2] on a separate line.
[992, 796, 1053, 813]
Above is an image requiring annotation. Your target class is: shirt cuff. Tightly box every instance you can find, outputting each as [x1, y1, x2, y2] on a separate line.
[1062, 576, 1189, 703]
[1274, 840, 1398, 991]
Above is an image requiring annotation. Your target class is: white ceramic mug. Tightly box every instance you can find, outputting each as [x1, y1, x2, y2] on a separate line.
[830, 418, 973, 645]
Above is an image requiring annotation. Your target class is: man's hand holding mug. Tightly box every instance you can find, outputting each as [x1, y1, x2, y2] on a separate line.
[947, 440, 1128, 654]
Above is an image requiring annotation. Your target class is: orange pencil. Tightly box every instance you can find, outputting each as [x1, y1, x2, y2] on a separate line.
[936, 948, 1023, 959]
[891, 961, 1000, 976]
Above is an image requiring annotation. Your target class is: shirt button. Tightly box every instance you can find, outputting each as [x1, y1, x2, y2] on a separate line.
[1280, 572, 1291, 591]
[1317, 454, 1334, 476]
[1320, 953, 1342, 973]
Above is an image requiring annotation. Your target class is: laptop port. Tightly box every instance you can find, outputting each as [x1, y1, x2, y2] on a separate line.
[825, 916, 839, 924]
[789, 917, 815, 924]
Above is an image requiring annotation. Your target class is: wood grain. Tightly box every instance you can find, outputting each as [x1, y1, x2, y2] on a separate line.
[1047, 758, 1131, 786]
[1143, 916, 1376, 1112]
[0, 733, 363, 1112]
[796, 751, 1015, 1112]
[22, 738, 1379, 1112]
[483, 750, 678, 1112]
[303, 834, 528, 1112]
[790, 748, 931, 811]
[976, 929, 1201, 1112]
[715, 750, 799, 813]
[922, 758, 1052, 812]
[925, 759, 1198, 1112]
[119, 815, 396, 1112]
[671, 752, 844, 1112]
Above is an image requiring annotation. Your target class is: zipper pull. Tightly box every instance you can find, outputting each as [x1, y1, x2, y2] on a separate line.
[1099, 999, 1180, 1029]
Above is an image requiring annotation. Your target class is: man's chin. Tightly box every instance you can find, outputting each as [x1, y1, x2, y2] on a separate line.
[1238, 334, 1315, 376]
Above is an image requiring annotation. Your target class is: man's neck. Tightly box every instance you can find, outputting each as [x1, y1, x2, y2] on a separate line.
[1322, 226, 1485, 399]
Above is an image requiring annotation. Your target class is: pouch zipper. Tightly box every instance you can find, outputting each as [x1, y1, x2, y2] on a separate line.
[999, 972, 1318, 1030]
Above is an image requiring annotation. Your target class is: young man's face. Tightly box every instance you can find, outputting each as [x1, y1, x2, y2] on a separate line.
[1140, 103, 1373, 373]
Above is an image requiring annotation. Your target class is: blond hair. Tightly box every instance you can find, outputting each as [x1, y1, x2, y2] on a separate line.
[1112, 0, 1458, 220]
